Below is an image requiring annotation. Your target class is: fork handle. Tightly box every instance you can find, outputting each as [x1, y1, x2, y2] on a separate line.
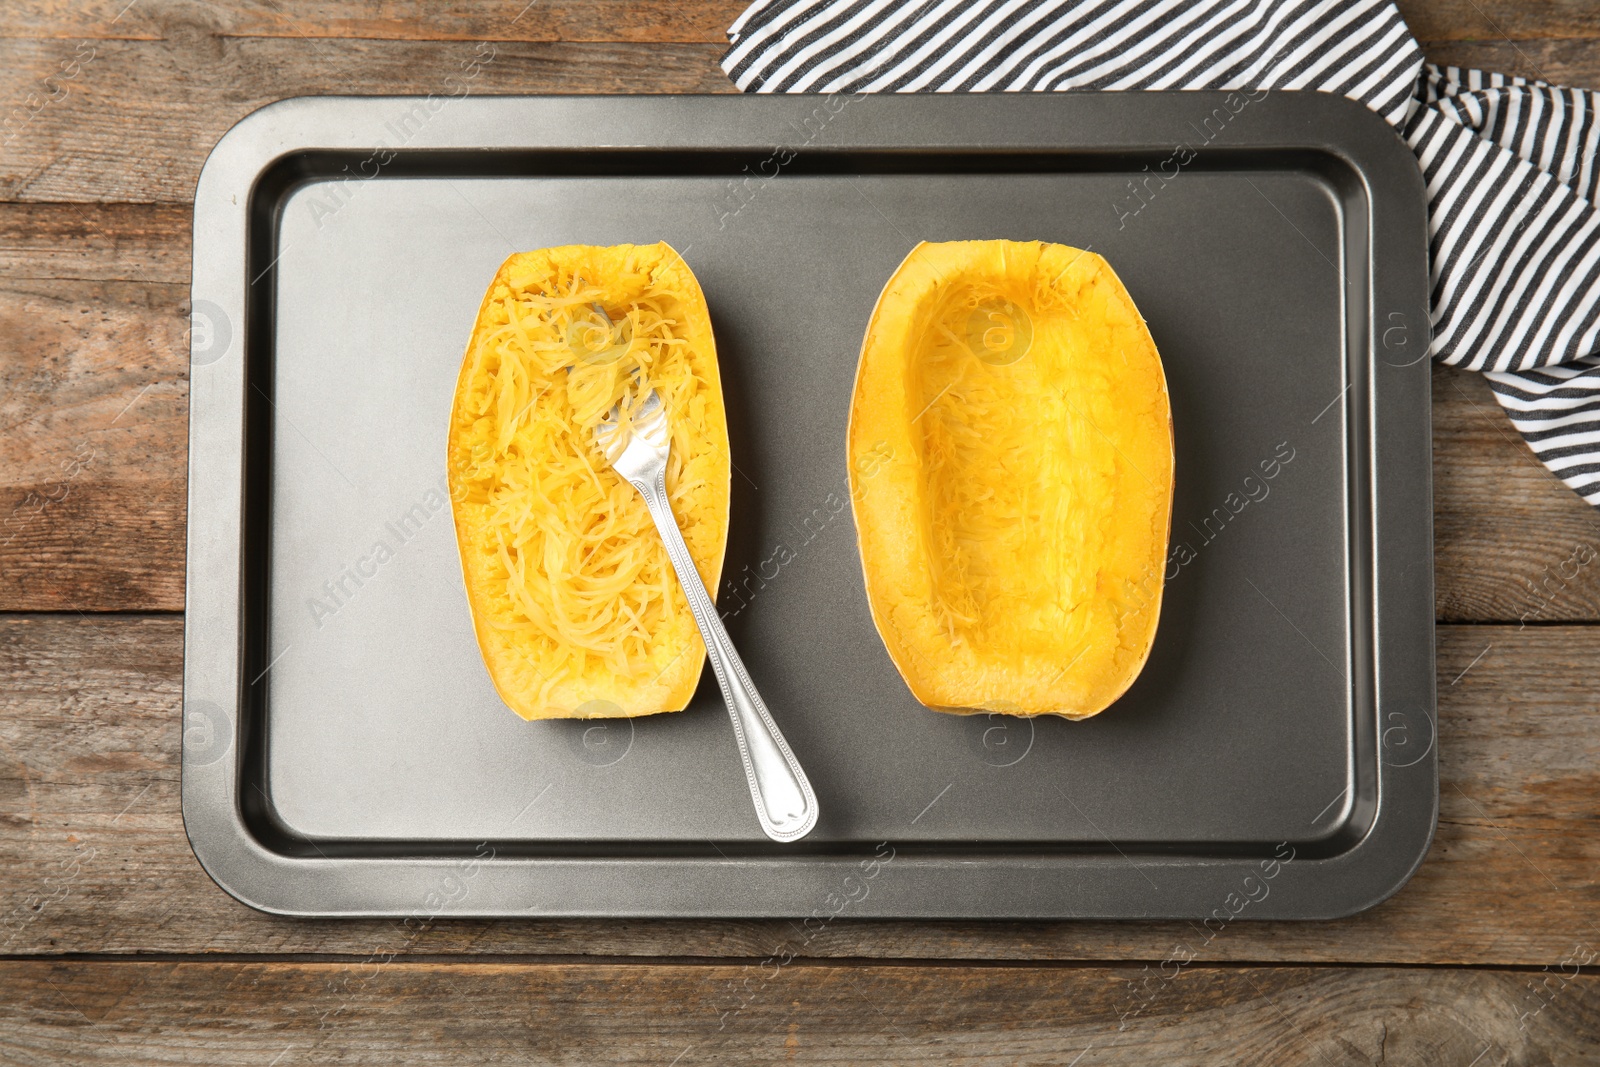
[632, 467, 819, 843]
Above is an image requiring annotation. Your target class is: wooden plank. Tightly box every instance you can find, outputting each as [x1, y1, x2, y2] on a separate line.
[0, 0, 747, 44]
[0, 959, 1595, 1065]
[1422, 37, 1600, 84]
[0, 37, 733, 204]
[0, 272, 189, 613]
[3, 0, 1595, 47]
[4, 202, 1600, 618]
[2, 615, 1596, 963]
[1396, 0, 1600, 43]
[0, 205, 190, 613]
[2, 25, 1597, 206]
[1434, 367, 1600, 623]
[0, 202, 189, 283]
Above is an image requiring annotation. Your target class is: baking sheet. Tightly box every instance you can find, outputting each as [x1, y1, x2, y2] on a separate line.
[184, 93, 1436, 918]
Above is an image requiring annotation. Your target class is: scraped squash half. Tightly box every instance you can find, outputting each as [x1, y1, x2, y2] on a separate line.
[847, 240, 1173, 719]
[448, 243, 729, 720]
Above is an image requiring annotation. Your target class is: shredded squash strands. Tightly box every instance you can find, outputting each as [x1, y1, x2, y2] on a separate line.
[449, 244, 729, 720]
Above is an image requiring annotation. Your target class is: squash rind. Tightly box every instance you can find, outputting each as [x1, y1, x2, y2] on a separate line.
[847, 240, 1174, 720]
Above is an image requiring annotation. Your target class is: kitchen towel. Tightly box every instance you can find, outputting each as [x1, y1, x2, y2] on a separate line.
[722, 0, 1600, 505]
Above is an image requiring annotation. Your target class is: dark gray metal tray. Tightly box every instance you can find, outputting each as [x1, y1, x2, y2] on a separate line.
[184, 92, 1436, 919]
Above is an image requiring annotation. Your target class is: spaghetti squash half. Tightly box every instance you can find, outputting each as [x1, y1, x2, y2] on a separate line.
[847, 240, 1173, 719]
[448, 243, 729, 720]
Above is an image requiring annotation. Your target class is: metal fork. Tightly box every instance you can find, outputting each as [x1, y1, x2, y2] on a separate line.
[595, 387, 819, 843]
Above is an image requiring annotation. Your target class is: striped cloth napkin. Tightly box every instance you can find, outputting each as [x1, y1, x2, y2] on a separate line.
[722, 0, 1600, 506]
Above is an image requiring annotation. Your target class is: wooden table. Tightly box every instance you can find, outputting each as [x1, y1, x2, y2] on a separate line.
[3, 2, 1598, 1062]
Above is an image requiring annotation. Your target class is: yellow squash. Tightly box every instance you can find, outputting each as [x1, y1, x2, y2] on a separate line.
[448, 243, 729, 720]
[847, 240, 1173, 719]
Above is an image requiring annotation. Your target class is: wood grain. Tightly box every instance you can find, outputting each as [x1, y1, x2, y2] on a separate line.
[6, 0, 1597, 46]
[0, 0, 748, 44]
[1422, 37, 1600, 84]
[0, 205, 190, 612]
[0, 959, 1595, 1065]
[4, 203, 1600, 618]
[4, 21, 1598, 207]
[1396, 0, 1600, 42]
[0, 202, 188, 283]
[2, 615, 1596, 964]
[1434, 367, 1600, 623]
[0, 274, 188, 613]
[0, 37, 733, 205]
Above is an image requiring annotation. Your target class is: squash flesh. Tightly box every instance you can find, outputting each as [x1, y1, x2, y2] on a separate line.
[448, 243, 729, 720]
[848, 240, 1173, 719]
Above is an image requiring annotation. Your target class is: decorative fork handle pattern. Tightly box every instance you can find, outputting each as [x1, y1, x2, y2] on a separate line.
[631, 467, 819, 843]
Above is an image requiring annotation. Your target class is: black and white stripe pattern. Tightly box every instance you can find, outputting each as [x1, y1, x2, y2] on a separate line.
[726, 0, 1423, 123]
[723, 0, 1600, 506]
